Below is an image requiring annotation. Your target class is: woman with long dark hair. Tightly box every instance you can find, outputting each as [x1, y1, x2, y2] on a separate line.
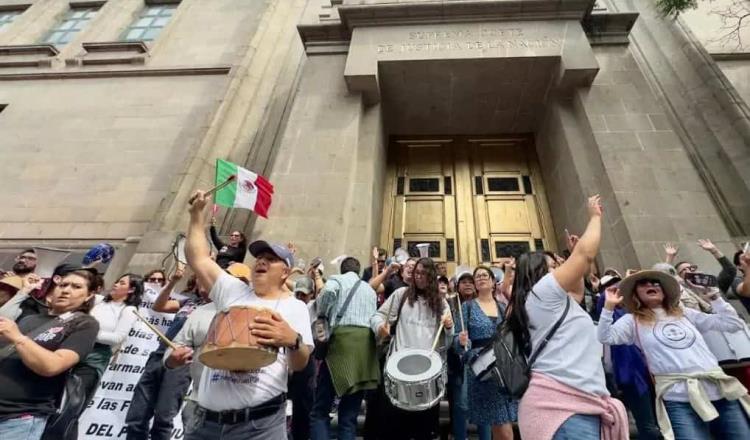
[458, 266, 517, 440]
[73, 273, 143, 437]
[506, 195, 627, 439]
[209, 219, 248, 268]
[0, 269, 100, 440]
[371, 257, 454, 439]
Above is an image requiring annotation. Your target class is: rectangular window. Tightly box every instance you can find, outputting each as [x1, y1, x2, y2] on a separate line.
[408, 178, 440, 193]
[44, 7, 99, 45]
[122, 4, 177, 42]
[487, 177, 520, 192]
[0, 10, 22, 31]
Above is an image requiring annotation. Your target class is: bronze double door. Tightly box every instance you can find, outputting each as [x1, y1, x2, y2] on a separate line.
[380, 136, 556, 274]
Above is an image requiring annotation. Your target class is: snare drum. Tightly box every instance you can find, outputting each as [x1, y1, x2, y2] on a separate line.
[703, 324, 750, 368]
[199, 306, 278, 371]
[384, 348, 446, 412]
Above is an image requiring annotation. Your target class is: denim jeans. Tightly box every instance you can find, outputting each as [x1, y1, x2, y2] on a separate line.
[619, 383, 662, 440]
[184, 405, 287, 440]
[476, 424, 492, 440]
[552, 414, 601, 440]
[310, 362, 364, 440]
[665, 399, 750, 440]
[125, 352, 191, 440]
[0, 415, 47, 440]
[447, 366, 468, 440]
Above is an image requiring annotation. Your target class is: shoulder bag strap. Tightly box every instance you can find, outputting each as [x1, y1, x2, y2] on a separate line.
[334, 279, 363, 326]
[391, 288, 409, 333]
[0, 312, 87, 362]
[528, 294, 571, 366]
[317, 278, 342, 319]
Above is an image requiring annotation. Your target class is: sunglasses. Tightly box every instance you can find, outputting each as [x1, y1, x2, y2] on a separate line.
[635, 279, 661, 287]
[679, 265, 698, 273]
[147, 277, 165, 283]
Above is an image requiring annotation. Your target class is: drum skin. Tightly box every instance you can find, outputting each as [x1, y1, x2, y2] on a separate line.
[384, 348, 446, 412]
[199, 306, 278, 371]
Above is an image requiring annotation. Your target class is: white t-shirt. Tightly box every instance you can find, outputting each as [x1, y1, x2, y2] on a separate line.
[597, 298, 746, 402]
[525, 273, 609, 396]
[197, 272, 313, 411]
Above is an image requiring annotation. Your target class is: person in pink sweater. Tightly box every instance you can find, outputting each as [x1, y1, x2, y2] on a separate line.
[505, 195, 627, 439]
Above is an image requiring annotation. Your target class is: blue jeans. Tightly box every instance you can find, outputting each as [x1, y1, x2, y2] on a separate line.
[447, 366, 468, 440]
[0, 415, 47, 440]
[476, 424, 492, 440]
[552, 414, 601, 440]
[310, 362, 364, 440]
[125, 352, 191, 440]
[665, 399, 750, 440]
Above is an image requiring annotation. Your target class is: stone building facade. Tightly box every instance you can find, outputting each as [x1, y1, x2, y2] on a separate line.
[0, 0, 749, 281]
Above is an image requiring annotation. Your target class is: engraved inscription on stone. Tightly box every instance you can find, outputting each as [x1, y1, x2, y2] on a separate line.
[376, 26, 562, 54]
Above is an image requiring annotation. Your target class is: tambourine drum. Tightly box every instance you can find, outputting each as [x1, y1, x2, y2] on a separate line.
[384, 348, 446, 411]
[200, 306, 278, 371]
[703, 325, 750, 367]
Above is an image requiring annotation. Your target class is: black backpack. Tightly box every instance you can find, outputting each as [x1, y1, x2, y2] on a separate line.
[491, 295, 570, 399]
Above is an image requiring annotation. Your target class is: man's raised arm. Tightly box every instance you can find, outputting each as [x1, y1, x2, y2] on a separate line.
[186, 190, 223, 290]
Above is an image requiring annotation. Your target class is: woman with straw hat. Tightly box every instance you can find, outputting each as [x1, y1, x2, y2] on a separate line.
[598, 270, 750, 439]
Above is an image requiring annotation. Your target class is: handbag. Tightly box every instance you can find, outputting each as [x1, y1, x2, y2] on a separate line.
[468, 300, 506, 381]
[312, 279, 363, 360]
[492, 294, 570, 399]
[40, 370, 87, 440]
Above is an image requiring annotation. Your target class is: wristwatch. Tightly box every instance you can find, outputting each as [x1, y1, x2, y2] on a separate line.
[289, 332, 303, 351]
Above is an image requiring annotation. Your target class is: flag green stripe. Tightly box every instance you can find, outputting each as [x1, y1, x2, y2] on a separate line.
[214, 159, 239, 207]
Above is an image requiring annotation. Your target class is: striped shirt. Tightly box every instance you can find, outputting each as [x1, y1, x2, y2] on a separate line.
[317, 272, 377, 328]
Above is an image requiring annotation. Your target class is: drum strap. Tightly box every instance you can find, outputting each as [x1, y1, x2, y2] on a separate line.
[333, 280, 364, 327]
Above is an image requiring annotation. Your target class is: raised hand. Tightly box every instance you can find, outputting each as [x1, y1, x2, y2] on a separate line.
[664, 242, 679, 257]
[565, 229, 580, 252]
[188, 190, 209, 214]
[587, 194, 603, 218]
[286, 242, 297, 255]
[697, 239, 722, 258]
[603, 286, 623, 311]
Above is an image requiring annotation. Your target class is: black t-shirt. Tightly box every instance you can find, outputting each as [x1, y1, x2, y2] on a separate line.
[0, 312, 99, 420]
[383, 274, 408, 300]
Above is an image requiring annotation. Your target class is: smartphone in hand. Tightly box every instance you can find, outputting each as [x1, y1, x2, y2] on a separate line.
[685, 272, 718, 288]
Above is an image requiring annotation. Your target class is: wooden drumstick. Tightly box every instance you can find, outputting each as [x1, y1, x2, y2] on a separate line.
[132, 310, 179, 351]
[431, 321, 445, 352]
[457, 294, 468, 352]
[188, 175, 236, 205]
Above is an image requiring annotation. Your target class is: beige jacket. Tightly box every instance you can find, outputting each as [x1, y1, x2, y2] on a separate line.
[654, 369, 750, 440]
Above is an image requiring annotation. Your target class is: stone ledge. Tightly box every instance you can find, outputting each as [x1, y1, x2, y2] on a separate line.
[0, 44, 58, 68]
[0, 66, 231, 80]
[63, 41, 150, 67]
[583, 11, 639, 45]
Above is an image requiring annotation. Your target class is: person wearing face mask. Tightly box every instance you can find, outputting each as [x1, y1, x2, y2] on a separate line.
[209, 217, 248, 269]
[371, 258, 454, 440]
[180, 190, 313, 440]
[598, 271, 750, 439]
[0, 269, 100, 440]
[458, 266, 517, 440]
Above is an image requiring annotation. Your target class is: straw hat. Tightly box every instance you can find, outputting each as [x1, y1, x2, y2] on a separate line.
[618, 270, 681, 312]
[0, 276, 23, 293]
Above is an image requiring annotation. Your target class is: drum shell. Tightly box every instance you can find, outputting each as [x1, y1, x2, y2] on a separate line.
[384, 349, 446, 412]
[199, 306, 278, 371]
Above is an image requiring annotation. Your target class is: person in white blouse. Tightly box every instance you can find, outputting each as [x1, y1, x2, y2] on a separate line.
[598, 270, 750, 440]
[75, 274, 142, 417]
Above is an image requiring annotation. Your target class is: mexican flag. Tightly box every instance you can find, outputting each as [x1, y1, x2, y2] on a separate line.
[214, 159, 274, 218]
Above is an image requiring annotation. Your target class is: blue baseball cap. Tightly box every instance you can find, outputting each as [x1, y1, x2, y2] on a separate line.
[248, 240, 294, 267]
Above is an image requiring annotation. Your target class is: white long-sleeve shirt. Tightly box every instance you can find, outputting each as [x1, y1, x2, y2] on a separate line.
[597, 298, 745, 402]
[90, 296, 138, 347]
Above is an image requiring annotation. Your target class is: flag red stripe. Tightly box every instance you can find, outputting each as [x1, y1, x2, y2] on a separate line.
[254, 187, 272, 218]
[255, 174, 274, 194]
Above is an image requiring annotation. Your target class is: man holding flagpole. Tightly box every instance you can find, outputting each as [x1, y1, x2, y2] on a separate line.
[179, 187, 312, 440]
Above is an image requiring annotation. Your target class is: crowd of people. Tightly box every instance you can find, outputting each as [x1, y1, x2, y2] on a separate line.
[1, 192, 750, 439]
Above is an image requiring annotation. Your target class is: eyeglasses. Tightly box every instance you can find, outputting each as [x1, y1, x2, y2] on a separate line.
[474, 273, 491, 280]
[147, 277, 165, 283]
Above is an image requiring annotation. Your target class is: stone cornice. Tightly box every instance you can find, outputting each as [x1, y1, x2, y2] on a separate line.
[0, 66, 231, 81]
[583, 11, 639, 45]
